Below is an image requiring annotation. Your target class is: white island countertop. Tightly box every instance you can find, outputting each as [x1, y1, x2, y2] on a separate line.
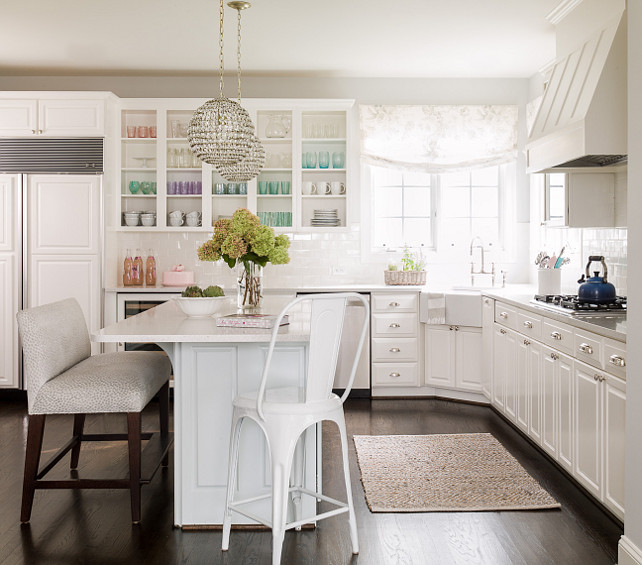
[92, 298, 310, 343]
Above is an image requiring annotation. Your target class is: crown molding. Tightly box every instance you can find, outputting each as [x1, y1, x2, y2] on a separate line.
[546, 0, 583, 25]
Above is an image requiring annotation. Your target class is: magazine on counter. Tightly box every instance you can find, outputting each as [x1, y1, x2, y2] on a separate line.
[216, 313, 289, 329]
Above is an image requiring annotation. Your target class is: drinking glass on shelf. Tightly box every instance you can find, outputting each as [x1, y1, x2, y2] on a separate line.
[170, 120, 180, 138]
[137, 126, 149, 138]
[167, 148, 177, 168]
[239, 182, 248, 195]
[126, 126, 136, 138]
[318, 151, 329, 169]
[149, 126, 157, 138]
[167, 181, 177, 195]
[306, 152, 317, 169]
[214, 183, 225, 195]
[129, 181, 140, 194]
[332, 151, 345, 169]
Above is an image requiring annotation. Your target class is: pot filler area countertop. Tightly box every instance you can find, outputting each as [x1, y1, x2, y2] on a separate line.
[105, 283, 626, 342]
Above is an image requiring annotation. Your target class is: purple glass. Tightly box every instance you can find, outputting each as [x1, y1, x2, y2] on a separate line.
[178, 181, 187, 195]
[167, 181, 176, 195]
[189, 181, 197, 194]
[196, 181, 202, 194]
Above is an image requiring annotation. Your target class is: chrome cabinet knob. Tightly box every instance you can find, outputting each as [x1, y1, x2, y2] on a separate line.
[523, 339, 530, 346]
[523, 321, 533, 329]
[579, 343, 594, 355]
[499, 312, 508, 319]
[389, 323, 401, 328]
[389, 347, 401, 353]
[609, 355, 626, 367]
[500, 328, 507, 335]
[389, 301, 400, 307]
[550, 331, 562, 340]
[389, 372, 401, 378]
[550, 352, 559, 360]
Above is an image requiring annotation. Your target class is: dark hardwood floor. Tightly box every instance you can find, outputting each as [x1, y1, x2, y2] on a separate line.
[0, 396, 622, 565]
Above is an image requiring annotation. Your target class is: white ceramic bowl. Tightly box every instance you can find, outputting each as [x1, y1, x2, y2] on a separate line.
[174, 296, 228, 317]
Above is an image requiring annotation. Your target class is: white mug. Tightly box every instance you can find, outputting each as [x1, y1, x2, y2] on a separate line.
[186, 216, 201, 227]
[316, 181, 331, 195]
[169, 216, 184, 226]
[330, 181, 346, 195]
[302, 182, 317, 195]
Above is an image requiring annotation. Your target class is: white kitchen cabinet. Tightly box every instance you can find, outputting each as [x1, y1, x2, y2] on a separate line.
[0, 175, 20, 388]
[425, 325, 482, 393]
[0, 98, 105, 137]
[481, 297, 494, 399]
[114, 98, 354, 232]
[574, 358, 626, 519]
[492, 323, 518, 418]
[371, 291, 420, 391]
[542, 172, 615, 228]
[526, 339, 543, 444]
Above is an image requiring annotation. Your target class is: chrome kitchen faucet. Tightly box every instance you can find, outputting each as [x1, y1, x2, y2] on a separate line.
[470, 236, 495, 287]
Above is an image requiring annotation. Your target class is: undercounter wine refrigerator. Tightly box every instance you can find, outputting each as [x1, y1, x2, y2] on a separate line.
[0, 139, 104, 389]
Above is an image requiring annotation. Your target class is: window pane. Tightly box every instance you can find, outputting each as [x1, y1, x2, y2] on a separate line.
[404, 186, 431, 216]
[374, 186, 402, 217]
[471, 166, 499, 186]
[441, 218, 471, 248]
[442, 171, 470, 187]
[373, 167, 402, 186]
[471, 218, 499, 245]
[404, 218, 432, 247]
[441, 186, 470, 218]
[374, 218, 403, 248]
[549, 185, 565, 219]
[472, 186, 498, 217]
[403, 171, 431, 186]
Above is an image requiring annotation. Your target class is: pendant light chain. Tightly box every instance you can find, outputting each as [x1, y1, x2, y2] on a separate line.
[236, 5, 242, 101]
[219, 0, 225, 99]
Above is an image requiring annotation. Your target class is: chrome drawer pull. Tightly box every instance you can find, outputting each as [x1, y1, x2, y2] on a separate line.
[550, 331, 562, 340]
[389, 372, 401, 378]
[484, 298, 490, 304]
[579, 343, 594, 355]
[389, 347, 401, 353]
[389, 301, 400, 307]
[523, 321, 533, 329]
[609, 355, 626, 367]
[499, 312, 508, 319]
[389, 323, 401, 328]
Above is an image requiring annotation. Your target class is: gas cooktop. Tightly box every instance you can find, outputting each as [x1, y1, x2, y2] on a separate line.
[531, 294, 627, 316]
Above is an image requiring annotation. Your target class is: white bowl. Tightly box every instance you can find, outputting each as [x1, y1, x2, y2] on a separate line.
[174, 296, 228, 317]
[124, 216, 140, 226]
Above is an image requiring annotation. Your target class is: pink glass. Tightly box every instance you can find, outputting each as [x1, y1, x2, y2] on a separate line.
[149, 126, 157, 138]
[137, 126, 149, 138]
[126, 126, 136, 138]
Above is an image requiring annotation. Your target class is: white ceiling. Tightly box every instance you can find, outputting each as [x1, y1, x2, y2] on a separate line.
[0, 0, 560, 78]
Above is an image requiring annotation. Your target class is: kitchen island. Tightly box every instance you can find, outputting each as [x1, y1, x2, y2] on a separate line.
[92, 298, 315, 527]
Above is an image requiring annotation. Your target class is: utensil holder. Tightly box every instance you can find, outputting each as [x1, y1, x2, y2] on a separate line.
[537, 268, 561, 295]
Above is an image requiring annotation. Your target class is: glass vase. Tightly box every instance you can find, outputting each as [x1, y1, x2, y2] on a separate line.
[237, 261, 263, 309]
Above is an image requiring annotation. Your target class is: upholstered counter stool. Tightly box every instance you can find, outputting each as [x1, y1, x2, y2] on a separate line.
[16, 297, 173, 524]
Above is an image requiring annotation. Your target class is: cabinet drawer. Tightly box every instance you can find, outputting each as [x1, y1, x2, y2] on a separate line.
[517, 310, 542, 339]
[372, 362, 418, 386]
[372, 337, 418, 362]
[603, 338, 626, 379]
[541, 319, 574, 354]
[495, 303, 518, 330]
[372, 313, 418, 337]
[574, 330, 603, 369]
[372, 293, 418, 313]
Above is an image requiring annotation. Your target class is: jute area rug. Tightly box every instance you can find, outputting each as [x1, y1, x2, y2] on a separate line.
[353, 433, 561, 512]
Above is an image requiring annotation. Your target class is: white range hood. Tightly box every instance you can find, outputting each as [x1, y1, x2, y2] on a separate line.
[526, 13, 627, 173]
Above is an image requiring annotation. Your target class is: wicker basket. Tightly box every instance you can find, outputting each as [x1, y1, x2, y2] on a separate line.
[384, 270, 427, 286]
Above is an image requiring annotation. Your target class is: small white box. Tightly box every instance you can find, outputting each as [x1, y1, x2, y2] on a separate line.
[537, 268, 561, 295]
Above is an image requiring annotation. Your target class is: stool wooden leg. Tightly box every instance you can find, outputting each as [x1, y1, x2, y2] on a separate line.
[70, 414, 86, 469]
[127, 412, 142, 523]
[158, 382, 170, 467]
[21, 414, 46, 523]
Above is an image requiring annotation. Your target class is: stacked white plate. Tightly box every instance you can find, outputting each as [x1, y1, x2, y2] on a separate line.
[311, 209, 340, 227]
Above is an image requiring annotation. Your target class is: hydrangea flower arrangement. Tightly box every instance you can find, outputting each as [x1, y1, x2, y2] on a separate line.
[197, 208, 290, 268]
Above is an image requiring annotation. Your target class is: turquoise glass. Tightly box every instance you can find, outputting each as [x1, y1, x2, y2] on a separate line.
[318, 151, 329, 169]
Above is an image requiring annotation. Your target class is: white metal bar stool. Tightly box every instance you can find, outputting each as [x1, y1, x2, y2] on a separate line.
[221, 292, 369, 565]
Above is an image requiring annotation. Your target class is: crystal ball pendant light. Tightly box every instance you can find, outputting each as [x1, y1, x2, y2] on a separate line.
[187, 0, 259, 170]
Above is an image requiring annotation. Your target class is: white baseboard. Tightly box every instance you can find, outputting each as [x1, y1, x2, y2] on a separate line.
[619, 536, 642, 565]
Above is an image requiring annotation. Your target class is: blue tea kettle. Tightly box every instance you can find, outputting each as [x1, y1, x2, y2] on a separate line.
[577, 256, 617, 304]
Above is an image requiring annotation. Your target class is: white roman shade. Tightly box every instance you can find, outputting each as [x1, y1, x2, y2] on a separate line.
[360, 104, 518, 173]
